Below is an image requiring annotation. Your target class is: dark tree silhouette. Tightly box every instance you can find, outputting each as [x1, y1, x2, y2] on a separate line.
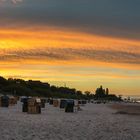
[95, 85, 106, 99]
[0, 76, 121, 101]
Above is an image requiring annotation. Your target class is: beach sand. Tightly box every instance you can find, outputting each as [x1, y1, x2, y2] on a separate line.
[110, 103, 140, 115]
[0, 102, 140, 140]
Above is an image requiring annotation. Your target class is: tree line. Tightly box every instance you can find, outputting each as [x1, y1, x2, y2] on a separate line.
[0, 76, 122, 101]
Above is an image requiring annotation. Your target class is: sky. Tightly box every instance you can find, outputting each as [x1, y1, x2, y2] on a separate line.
[0, 0, 140, 95]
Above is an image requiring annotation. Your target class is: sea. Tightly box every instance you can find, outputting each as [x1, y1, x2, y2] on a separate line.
[123, 95, 140, 103]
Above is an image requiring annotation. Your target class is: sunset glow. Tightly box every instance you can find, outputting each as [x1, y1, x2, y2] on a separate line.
[0, 0, 140, 96]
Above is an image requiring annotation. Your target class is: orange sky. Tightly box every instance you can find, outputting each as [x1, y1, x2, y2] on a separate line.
[0, 25, 140, 95]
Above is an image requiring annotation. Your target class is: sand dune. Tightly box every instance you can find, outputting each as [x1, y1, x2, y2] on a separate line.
[0, 102, 139, 140]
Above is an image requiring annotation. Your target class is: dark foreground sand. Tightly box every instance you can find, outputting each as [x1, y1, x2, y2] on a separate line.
[110, 103, 140, 115]
[0, 102, 140, 140]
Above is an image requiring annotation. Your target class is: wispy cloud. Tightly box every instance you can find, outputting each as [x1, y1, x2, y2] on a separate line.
[0, 0, 22, 4]
[0, 47, 140, 65]
[0, 27, 140, 66]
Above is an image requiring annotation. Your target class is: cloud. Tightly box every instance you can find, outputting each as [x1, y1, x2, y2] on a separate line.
[0, 0, 22, 4]
[0, 27, 139, 66]
[0, 47, 139, 65]
[0, 0, 140, 39]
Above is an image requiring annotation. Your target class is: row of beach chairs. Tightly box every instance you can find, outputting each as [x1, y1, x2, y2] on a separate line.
[0, 95, 87, 114]
[49, 99, 87, 112]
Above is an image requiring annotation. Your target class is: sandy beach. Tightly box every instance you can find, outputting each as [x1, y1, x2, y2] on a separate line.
[0, 102, 140, 140]
[110, 103, 140, 115]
